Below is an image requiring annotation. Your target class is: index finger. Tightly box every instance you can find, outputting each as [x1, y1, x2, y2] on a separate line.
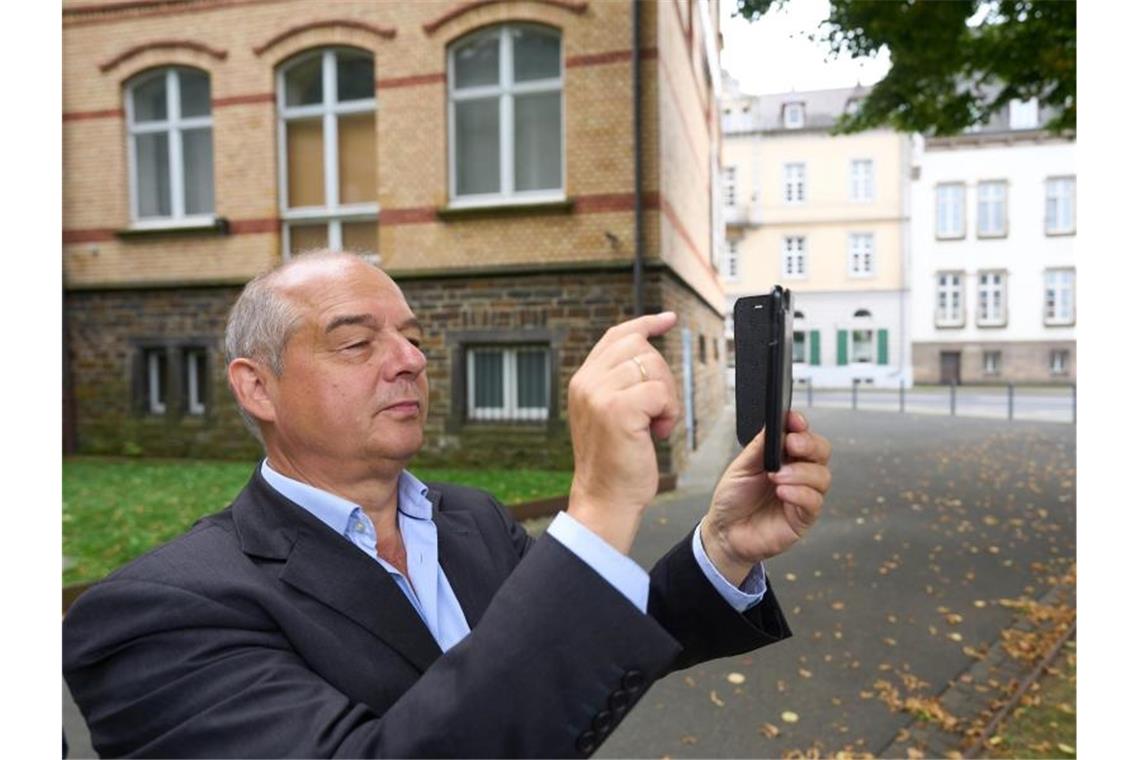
[586, 311, 677, 362]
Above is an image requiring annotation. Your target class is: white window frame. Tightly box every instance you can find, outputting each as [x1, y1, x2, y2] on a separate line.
[1049, 349, 1070, 375]
[1045, 176, 1076, 235]
[277, 48, 379, 257]
[723, 165, 737, 208]
[848, 233, 874, 278]
[448, 24, 565, 208]
[725, 239, 740, 282]
[976, 180, 1008, 238]
[185, 348, 207, 416]
[1044, 268, 1076, 325]
[145, 349, 167, 415]
[467, 346, 550, 421]
[125, 67, 215, 229]
[781, 236, 807, 279]
[1009, 97, 1039, 130]
[782, 102, 805, 129]
[851, 329, 874, 364]
[983, 350, 1001, 376]
[783, 162, 806, 204]
[977, 271, 1007, 327]
[936, 272, 965, 327]
[849, 159, 874, 202]
[936, 183, 966, 239]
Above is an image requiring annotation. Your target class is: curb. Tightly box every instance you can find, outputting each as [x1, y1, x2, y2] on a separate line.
[876, 569, 1076, 758]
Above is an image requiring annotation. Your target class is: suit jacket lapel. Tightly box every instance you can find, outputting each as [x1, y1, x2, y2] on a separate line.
[430, 489, 499, 629]
[233, 470, 442, 673]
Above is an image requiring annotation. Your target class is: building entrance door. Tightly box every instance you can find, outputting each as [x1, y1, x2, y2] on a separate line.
[939, 351, 961, 385]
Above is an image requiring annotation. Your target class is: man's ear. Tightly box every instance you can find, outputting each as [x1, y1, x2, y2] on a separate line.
[228, 358, 277, 426]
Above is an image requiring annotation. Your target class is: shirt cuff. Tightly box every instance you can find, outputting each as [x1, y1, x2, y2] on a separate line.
[691, 518, 767, 612]
[546, 511, 650, 613]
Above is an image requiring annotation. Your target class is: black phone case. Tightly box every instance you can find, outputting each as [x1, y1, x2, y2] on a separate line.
[734, 287, 793, 471]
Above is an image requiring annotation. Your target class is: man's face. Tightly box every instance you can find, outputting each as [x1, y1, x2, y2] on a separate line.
[264, 259, 428, 475]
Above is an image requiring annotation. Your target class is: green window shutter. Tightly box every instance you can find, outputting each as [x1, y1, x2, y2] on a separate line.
[877, 329, 889, 365]
[810, 330, 821, 366]
[837, 330, 848, 366]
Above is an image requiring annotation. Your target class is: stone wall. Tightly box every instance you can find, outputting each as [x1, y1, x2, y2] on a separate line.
[912, 340, 1077, 384]
[65, 263, 728, 474]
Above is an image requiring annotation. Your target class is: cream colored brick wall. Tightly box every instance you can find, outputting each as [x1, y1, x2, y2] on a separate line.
[63, 0, 718, 297]
[654, 0, 724, 312]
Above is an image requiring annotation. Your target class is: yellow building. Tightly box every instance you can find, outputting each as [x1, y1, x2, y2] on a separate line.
[62, 0, 730, 477]
[721, 81, 913, 388]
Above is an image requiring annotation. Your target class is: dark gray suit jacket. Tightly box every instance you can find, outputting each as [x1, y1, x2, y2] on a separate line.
[63, 468, 791, 758]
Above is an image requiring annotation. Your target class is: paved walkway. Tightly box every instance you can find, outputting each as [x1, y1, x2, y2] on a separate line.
[597, 407, 1075, 758]
[64, 405, 1076, 758]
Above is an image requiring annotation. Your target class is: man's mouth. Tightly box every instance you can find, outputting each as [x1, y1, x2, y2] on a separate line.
[380, 400, 421, 415]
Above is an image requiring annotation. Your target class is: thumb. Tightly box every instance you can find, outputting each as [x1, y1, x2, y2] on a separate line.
[726, 426, 767, 478]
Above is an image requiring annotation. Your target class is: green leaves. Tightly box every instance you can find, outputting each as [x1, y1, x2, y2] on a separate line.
[733, 0, 1076, 135]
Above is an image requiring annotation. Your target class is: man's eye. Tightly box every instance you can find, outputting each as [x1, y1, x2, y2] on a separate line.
[408, 338, 423, 349]
[345, 341, 369, 350]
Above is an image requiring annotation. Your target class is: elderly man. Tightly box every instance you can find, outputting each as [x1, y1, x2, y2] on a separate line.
[63, 251, 832, 758]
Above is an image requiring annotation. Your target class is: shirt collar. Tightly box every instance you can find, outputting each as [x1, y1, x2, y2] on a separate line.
[259, 460, 433, 536]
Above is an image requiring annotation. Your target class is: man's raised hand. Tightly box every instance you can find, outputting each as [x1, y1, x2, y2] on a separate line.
[566, 312, 681, 554]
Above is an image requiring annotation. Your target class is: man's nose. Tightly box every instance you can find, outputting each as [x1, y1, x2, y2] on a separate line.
[387, 335, 427, 378]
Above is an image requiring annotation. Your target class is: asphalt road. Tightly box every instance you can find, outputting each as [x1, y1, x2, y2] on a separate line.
[595, 408, 1076, 758]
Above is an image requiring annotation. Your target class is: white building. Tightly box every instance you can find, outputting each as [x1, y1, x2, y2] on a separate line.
[721, 78, 913, 389]
[910, 99, 1076, 384]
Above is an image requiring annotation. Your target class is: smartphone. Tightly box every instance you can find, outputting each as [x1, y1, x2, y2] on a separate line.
[734, 286, 794, 471]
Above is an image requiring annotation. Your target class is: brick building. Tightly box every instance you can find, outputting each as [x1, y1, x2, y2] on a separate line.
[62, 0, 730, 477]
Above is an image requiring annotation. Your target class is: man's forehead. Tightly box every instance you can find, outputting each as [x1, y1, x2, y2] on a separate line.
[275, 257, 410, 314]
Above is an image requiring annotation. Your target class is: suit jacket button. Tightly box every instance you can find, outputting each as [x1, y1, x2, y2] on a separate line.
[576, 730, 598, 755]
[608, 689, 631, 712]
[622, 669, 646, 692]
[593, 709, 615, 734]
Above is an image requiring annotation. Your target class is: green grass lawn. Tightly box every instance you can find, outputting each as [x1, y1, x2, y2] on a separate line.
[63, 457, 572, 586]
[982, 639, 1076, 758]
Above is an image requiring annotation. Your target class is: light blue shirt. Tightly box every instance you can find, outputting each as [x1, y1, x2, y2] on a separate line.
[260, 461, 766, 653]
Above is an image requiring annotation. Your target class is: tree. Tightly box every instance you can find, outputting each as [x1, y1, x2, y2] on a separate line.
[733, 0, 1075, 135]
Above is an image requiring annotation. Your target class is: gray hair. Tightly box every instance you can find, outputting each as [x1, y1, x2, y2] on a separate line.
[224, 249, 378, 444]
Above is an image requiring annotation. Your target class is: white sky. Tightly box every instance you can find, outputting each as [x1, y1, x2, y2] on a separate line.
[719, 0, 891, 95]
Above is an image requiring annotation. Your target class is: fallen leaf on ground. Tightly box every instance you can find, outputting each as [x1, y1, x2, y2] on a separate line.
[726, 672, 746, 685]
[709, 690, 725, 707]
[781, 711, 799, 723]
[758, 722, 780, 738]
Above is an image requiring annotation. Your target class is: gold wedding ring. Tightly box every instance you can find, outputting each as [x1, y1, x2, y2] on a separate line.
[631, 355, 649, 383]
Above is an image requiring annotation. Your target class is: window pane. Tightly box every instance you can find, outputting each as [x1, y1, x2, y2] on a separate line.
[145, 349, 167, 414]
[288, 224, 328, 255]
[455, 97, 500, 195]
[285, 56, 323, 107]
[514, 92, 561, 191]
[185, 349, 207, 415]
[474, 351, 504, 408]
[135, 132, 172, 218]
[132, 73, 168, 122]
[337, 113, 377, 204]
[182, 127, 214, 215]
[337, 51, 375, 102]
[179, 69, 211, 118]
[342, 220, 378, 254]
[513, 28, 560, 82]
[287, 118, 325, 207]
[516, 349, 547, 408]
[454, 33, 500, 89]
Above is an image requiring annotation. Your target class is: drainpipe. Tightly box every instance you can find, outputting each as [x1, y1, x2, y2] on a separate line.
[632, 0, 644, 316]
